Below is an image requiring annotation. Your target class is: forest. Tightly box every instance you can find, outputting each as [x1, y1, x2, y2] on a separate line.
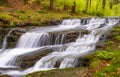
[0, 0, 120, 77]
[0, 0, 119, 28]
[29, 0, 120, 16]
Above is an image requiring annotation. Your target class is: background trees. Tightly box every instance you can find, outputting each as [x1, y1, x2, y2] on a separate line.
[0, 0, 120, 16]
[49, 0, 54, 10]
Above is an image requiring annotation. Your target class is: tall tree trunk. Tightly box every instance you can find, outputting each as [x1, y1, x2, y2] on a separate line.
[89, 0, 92, 9]
[96, 0, 100, 12]
[88, 0, 92, 12]
[102, 0, 106, 11]
[49, 0, 54, 10]
[109, 0, 113, 9]
[63, 0, 68, 10]
[71, 0, 76, 13]
[85, 0, 89, 13]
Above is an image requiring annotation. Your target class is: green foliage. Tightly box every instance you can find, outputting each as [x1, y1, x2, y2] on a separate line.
[115, 34, 120, 41]
[0, 12, 14, 20]
[56, 0, 120, 15]
[94, 65, 118, 77]
[93, 34, 120, 77]
[111, 50, 120, 67]
[96, 50, 114, 60]
[24, 0, 120, 16]
[105, 41, 114, 51]
[90, 58, 101, 68]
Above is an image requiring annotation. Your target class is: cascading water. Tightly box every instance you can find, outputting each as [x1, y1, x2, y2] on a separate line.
[0, 19, 81, 67]
[1, 29, 14, 52]
[0, 32, 51, 68]
[16, 32, 50, 48]
[25, 18, 120, 72]
[0, 18, 120, 77]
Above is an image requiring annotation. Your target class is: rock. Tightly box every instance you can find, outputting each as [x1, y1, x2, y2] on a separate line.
[16, 49, 51, 68]
[0, 75, 11, 77]
[0, 28, 26, 48]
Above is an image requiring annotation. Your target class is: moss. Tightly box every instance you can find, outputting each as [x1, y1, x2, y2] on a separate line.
[96, 50, 114, 60]
[0, 10, 91, 28]
[23, 67, 88, 77]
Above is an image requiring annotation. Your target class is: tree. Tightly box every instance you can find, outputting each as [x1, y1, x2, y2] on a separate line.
[84, 0, 92, 13]
[85, 0, 89, 13]
[89, 0, 92, 10]
[102, 0, 106, 11]
[71, 0, 76, 13]
[49, 0, 54, 10]
[63, 0, 68, 10]
[109, 0, 113, 9]
[96, 0, 100, 12]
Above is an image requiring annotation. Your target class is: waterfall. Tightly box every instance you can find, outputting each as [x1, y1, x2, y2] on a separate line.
[16, 32, 50, 48]
[0, 32, 50, 67]
[0, 19, 81, 67]
[1, 30, 14, 52]
[0, 18, 120, 77]
[2, 30, 13, 50]
[61, 19, 81, 25]
[30, 18, 119, 71]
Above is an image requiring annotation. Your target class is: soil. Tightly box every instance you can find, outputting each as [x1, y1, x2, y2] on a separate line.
[0, 0, 40, 10]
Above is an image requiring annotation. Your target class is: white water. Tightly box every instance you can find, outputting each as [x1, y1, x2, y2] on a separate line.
[0, 19, 81, 67]
[27, 18, 120, 72]
[1, 30, 14, 52]
[0, 18, 120, 77]
[16, 32, 50, 48]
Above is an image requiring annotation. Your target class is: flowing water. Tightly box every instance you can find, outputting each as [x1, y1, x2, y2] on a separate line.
[1, 30, 14, 52]
[0, 18, 120, 77]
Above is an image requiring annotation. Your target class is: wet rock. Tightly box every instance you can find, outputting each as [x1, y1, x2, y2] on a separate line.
[16, 49, 51, 68]
[0, 28, 26, 48]
[0, 75, 11, 77]
[44, 20, 61, 26]
[66, 32, 79, 43]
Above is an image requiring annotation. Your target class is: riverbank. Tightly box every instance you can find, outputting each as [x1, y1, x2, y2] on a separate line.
[0, 10, 92, 28]
[23, 25, 120, 77]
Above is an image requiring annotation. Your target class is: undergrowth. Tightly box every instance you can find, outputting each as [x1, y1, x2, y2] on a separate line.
[0, 11, 91, 28]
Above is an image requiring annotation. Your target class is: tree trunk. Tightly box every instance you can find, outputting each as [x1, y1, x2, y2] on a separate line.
[89, 0, 92, 9]
[102, 0, 106, 11]
[49, 0, 54, 10]
[85, 0, 89, 13]
[96, 0, 100, 12]
[109, 0, 113, 9]
[71, 0, 76, 13]
[63, 0, 68, 10]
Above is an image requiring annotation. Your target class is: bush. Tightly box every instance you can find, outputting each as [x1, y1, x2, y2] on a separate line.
[96, 50, 114, 60]
[115, 34, 120, 41]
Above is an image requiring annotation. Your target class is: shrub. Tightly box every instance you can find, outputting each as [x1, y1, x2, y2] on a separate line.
[96, 50, 114, 60]
[115, 34, 120, 41]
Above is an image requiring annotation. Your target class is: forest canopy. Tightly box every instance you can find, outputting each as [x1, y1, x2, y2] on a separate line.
[26, 0, 120, 16]
[0, 0, 120, 16]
